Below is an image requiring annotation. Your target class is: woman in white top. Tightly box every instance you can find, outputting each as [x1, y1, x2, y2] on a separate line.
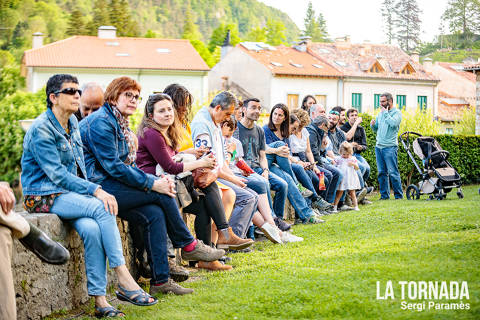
[290, 109, 332, 211]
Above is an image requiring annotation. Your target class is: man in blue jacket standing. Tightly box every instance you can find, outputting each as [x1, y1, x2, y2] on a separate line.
[370, 92, 403, 200]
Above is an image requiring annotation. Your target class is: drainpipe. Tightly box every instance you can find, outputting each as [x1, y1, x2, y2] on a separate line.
[337, 78, 344, 106]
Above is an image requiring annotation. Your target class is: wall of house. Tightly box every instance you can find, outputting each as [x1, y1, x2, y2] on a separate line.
[209, 48, 273, 108]
[269, 76, 338, 110]
[29, 67, 209, 105]
[343, 78, 437, 114]
[424, 63, 476, 106]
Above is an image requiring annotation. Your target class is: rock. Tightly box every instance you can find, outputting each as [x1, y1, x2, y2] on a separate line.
[12, 212, 136, 320]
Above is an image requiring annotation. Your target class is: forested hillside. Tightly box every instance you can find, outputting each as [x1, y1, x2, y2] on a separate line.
[0, 0, 300, 61]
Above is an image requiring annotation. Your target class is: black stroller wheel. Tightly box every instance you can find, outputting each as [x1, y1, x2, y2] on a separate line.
[457, 190, 464, 199]
[406, 185, 420, 200]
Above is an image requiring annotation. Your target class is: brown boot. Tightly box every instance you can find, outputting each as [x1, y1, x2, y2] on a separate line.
[216, 227, 254, 250]
[198, 260, 232, 271]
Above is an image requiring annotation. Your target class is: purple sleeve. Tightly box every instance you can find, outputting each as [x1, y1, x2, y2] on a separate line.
[143, 129, 184, 175]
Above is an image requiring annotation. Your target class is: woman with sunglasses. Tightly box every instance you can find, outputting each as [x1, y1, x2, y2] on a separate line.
[21, 74, 156, 318]
[80, 77, 225, 297]
[136, 94, 253, 270]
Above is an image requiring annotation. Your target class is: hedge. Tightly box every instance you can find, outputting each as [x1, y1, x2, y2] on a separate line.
[360, 113, 480, 189]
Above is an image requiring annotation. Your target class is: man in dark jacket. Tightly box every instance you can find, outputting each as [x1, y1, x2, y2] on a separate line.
[341, 108, 371, 191]
[306, 116, 341, 206]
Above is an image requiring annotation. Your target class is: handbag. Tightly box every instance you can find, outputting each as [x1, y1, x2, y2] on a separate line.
[192, 167, 218, 189]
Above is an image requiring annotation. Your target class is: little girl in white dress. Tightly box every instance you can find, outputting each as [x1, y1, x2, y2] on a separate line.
[333, 141, 361, 212]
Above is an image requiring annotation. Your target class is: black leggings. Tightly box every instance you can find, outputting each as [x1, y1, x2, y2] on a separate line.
[183, 182, 229, 245]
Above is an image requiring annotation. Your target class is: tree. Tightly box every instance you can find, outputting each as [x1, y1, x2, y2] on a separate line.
[442, 0, 480, 34]
[66, 9, 85, 36]
[144, 29, 157, 38]
[208, 23, 241, 52]
[380, 0, 396, 44]
[302, 2, 329, 42]
[394, 0, 422, 52]
[109, 0, 138, 36]
[88, 0, 110, 35]
[246, 26, 267, 42]
[265, 19, 286, 46]
[182, 6, 215, 67]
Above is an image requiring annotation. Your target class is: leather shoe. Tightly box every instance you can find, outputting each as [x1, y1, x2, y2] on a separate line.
[19, 222, 70, 265]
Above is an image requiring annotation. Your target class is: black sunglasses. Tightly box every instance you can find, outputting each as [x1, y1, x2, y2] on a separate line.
[54, 88, 82, 96]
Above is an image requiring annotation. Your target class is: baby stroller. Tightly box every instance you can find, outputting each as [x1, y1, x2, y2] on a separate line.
[400, 131, 463, 200]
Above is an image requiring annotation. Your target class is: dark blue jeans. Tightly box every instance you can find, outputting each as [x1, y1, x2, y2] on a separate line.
[375, 146, 403, 199]
[320, 163, 342, 203]
[101, 178, 194, 285]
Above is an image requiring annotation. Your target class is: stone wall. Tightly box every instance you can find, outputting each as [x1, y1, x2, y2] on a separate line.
[12, 212, 136, 320]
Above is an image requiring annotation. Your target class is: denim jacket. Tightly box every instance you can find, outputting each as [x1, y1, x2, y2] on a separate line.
[21, 108, 99, 196]
[79, 102, 155, 191]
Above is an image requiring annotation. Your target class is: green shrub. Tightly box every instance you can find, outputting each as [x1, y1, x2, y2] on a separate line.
[360, 113, 480, 189]
[0, 90, 46, 182]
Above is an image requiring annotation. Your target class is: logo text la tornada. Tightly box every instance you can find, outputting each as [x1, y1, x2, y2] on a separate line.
[376, 281, 469, 300]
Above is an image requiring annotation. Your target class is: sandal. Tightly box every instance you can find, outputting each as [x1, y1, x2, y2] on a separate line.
[94, 306, 125, 318]
[115, 285, 158, 306]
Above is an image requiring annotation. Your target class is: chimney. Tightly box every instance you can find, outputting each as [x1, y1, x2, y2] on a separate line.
[334, 35, 351, 49]
[98, 26, 117, 39]
[32, 32, 44, 49]
[220, 30, 233, 60]
[294, 36, 311, 52]
[410, 51, 419, 63]
[423, 57, 433, 70]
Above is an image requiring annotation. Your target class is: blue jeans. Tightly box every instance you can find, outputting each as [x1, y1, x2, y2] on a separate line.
[375, 146, 403, 199]
[253, 167, 287, 219]
[291, 163, 320, 205]
[258, 165, 314, 221]
[50, 192, 125, 296]
[267, 141, 298, 184]
[101, 178, 194, 285]
[239, 172, 274, 214]
[355, 153, 371, 182]
[320, 163, 343, 203]
[217, 179, 257, 238]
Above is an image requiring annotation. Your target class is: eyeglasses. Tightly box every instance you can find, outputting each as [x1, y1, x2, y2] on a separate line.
[54, 88, 82, 96]
[329, 110, 340, 116]
[124, 91, 142, 103]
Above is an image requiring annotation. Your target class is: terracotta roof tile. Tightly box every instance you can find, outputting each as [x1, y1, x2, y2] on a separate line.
[238, 44, 341, 77]
[437, 62, 476, 82]
[308, 42, 438, 81]
[23, 36, 209, 71]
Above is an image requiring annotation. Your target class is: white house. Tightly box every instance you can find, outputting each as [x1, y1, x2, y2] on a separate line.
[308, 39, 439, 115]
[210, 38, 440, 115]
[21, 26, 210, 104]
[209, 42, 341, 110]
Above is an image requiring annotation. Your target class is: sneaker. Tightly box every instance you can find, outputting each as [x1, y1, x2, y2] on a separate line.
[168, 258, 189, 283]
[298, 184, 314, 198]
[353, 206, 360, 211]
[313, 208, 326, 217]
[366, 186, 374, 194]
[181, 240, 225, 262]
[356, 188, 367, 203]
[259, 223, 283, 244]
[274, 217, 292, 231]
[280, 232, 304, 243]
[339, 205, 354, 211]
[150, 278, 194, 295]
[228, 247, 253, 254]
[304, 215, 325, 224]
[312, 198, 333, 211]
[360, 199, 373, 205]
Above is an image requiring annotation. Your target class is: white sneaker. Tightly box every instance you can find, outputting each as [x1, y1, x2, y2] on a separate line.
[260, 223, 283, 244]
[353, 206, 360, 211]
[339, 205, 354, 211]
[281, 232, 304, 243]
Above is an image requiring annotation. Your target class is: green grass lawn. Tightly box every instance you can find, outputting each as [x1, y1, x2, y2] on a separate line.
[91, 185, 480, 319]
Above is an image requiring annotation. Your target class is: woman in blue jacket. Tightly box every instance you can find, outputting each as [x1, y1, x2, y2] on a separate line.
[79, 77, 224, 297]
[21, 74, 156, 318]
